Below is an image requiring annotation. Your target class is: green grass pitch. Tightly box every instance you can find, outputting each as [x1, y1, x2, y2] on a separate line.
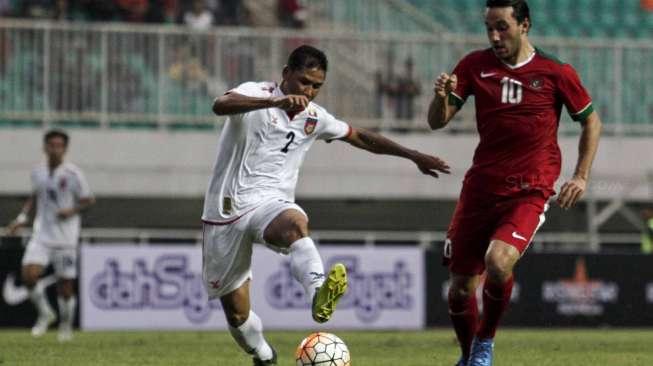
[1, 328, 652, 365]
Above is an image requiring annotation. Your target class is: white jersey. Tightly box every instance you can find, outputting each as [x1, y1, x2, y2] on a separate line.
[31, 162, 92, 247]
[202, 81, 351, 223]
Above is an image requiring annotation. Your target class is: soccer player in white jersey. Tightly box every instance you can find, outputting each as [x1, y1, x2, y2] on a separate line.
[5, 129, 94, 342]
[203, 45, 451, 365]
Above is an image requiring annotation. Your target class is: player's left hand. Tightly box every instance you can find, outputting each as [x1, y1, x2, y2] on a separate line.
[411, 152, 451, 178]
[557, 176, 587, 209]
[57, 207, 77, 219]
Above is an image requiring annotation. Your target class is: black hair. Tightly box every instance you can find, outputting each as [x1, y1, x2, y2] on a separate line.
[287, 45, 328, 72]
[44, 129, 69, 146]
[486, 0, 531, 25]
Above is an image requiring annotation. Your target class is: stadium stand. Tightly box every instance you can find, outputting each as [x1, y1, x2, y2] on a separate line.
[401, 0, 653, 39]
[1, 1, 651, 134]
[312, 0, 653, 133]
[1, 21, 652, 134]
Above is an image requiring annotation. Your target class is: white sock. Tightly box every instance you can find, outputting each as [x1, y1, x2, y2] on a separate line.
[228, 311, 274, 361]
[289, 237, 325, 298]
[29, 286, 54, 318]
[57, 296, 76, 328]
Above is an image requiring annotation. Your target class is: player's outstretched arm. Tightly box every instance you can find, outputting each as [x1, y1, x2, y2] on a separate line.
[427, 73, 460, 130]
[4, 194, 34, 236]
[342, 127, 451, 178]
[212, 92, 309, 115]
[557, 111, 602, 209]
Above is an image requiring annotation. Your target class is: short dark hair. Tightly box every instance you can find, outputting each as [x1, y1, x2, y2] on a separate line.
[486, 0, 530, 25]
[287, 45, 328, 72]
[44, 129, 69, 146]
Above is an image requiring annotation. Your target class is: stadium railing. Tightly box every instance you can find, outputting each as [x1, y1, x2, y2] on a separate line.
[5, 228, 644, 253]
[0, 19, 652, 134]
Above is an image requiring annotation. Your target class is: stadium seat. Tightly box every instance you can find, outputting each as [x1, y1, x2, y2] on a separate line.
[318, 0, 653, 40]
[395, 0, 653, 38]
[167, 123, 216, 132]
[0, 119, 42, 128]
[52, 120, 101, 129]
[109, 121, 158, 130]
[621, 7, 641, 29]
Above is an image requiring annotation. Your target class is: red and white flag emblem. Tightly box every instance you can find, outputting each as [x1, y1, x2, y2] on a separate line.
[304, 118, 317, 134]
[304, 109, 318, 134]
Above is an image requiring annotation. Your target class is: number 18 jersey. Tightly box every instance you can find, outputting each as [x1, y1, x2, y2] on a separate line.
[202, 81, 351, 223]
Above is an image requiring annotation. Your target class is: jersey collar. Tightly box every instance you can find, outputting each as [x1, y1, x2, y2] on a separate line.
[499, 48, 536, 70]
[275, 83, 310, 121]
[46, 161, 65, 175]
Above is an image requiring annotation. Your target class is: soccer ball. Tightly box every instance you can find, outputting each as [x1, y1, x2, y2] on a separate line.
[295, 332, 351, 366]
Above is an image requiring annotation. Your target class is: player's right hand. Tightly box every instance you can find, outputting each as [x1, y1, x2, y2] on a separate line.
[270, 95, 309, 112]
[434, 73, 457, 98]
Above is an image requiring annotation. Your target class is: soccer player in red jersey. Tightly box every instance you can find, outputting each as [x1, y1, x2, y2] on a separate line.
[427, 1, 602, 365]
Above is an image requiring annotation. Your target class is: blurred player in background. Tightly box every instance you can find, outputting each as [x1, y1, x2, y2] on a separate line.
[5, 129, 94, 342]
[426, 1, 602, 365]
[204, 44, 451, 365]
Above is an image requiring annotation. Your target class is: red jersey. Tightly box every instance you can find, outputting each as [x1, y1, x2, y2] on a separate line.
[450, 48, 593, 197]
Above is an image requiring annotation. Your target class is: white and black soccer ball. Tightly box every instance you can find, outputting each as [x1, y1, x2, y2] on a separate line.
[295, 332, 351, 366]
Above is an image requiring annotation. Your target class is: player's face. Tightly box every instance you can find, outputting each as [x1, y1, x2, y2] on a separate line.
[281, 66, 325, 102]
[44, 136, 67, 163]
[485, 7, 528, 63]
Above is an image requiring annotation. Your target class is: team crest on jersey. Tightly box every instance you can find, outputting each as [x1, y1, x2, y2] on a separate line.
[529, 78, 544, 90]
[304, 109, 318, 134]
[59, 178, 67, 190]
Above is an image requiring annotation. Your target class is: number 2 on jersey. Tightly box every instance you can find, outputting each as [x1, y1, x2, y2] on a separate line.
[281, 131, 295, 153]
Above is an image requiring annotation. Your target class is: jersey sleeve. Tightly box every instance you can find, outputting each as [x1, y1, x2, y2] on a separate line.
[557, 64, 594, 122]
[73, 168, 93, 199]
[316, 109, 351, 141]
[227, 81, 271, 98]
[448, 53, 474, 109]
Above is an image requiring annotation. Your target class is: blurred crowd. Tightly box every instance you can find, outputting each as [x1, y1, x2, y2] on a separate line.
[374, 54, 422, 131]
[0, 0, 308, 29]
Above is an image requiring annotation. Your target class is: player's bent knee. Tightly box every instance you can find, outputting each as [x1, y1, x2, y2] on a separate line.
[449, 285, 474, 302]
[485, 240, 519, 278]
[264, 210, 309, 245]
[484, 254, 515, 282]
[21, 266, 41, 288]
[22, 276, 38, 288]
[449, 278, 477, 301]
[58, 280, 75, 298]
[224, 310, 250, 328]
[282, 220, 309, 243]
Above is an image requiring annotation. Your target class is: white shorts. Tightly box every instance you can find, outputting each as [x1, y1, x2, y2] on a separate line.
[202, 198, 307, 299]
[21, 239, 78, 279]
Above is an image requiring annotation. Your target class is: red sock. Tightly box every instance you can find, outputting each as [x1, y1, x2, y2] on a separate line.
[449, 293, 479, 359]
[477, 276, 514, 339]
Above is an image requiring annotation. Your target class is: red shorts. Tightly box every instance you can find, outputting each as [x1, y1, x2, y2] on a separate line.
[443, 185, 549, 275]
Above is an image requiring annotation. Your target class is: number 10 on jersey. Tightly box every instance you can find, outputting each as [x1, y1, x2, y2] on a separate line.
[501, 76, 523, 104]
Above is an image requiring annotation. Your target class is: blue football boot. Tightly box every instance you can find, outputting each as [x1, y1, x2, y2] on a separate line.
[468, 337, 494, 366]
